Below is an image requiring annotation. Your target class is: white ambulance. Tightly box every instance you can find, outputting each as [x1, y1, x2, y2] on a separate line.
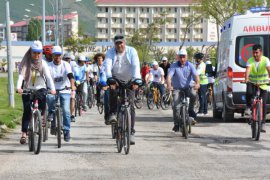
[213, 7, 270, 121]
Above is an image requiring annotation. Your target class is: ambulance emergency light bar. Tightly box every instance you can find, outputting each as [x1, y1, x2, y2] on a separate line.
[249, 7, 270, 13]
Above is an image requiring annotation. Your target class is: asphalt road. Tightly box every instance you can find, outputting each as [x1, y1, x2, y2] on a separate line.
[1, 106, 270, 180]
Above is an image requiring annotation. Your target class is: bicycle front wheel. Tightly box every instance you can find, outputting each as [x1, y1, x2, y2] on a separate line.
[134, 91, 143, 109]
[252, 102, 262, 141]
[33, 111, 42, 154]
[147, 93, 154, 110]
[116, 116, 122, 153]
[28, 117, 34, 152]
[98, 103, 104, 114]
[161, 93, 171, 110]
[123, 109, 131, 154]
[43, 108, 48, 142]
[56, 108, 62, 148]
[181, 106, 188, 139]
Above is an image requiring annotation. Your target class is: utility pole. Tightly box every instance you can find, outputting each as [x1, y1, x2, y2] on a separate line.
[56, 0, 59, 45]
[42, 0, 46, 45]
[60, 0, 64, 50]
[5, 0, 14, 108]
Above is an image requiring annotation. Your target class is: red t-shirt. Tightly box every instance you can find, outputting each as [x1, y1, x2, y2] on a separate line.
[141, 66, 150, 80]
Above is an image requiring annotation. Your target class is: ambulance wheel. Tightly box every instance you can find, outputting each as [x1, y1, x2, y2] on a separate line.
[213, 96, 222, 119]
[222, 102, 234, 122]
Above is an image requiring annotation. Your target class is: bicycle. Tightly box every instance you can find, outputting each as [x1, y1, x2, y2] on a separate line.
[21, 89, 44, 154]
[242, 82, 269, 141]
[75, 83, 83, 117]
[174, 89, 191, 139]
[42, 104, 49, 142]
[147, 82, 161, 110]
[161, 90, 172, 110]
[87, 80, 96, 109]
[97, 88, 104, 114]
[134, 86, 144, 109]
[49, 88, 65, 148]
[108, 78, 143, 155]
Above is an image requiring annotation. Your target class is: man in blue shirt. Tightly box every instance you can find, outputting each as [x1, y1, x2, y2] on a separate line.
[167, 49, 200, 132]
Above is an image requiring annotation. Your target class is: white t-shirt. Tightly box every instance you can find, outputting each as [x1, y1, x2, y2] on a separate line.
[70, 61, 78, 74]
[112, 51, 132, 82]
[150, 67, 164, 83]
[48, 61, 72, 93]
[87, 64, 94, 78]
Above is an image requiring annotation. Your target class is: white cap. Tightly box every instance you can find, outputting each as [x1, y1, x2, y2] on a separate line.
[178, 49, 187, 56]
[206, 60, 211, 65]
[70, 55, 75, 61]
[52, 46, 62, 55]
[152, 61, 158, 66]
[31, 41, 43, 53]
[161, 56, 168, 61]
[78, 55, 86, 61]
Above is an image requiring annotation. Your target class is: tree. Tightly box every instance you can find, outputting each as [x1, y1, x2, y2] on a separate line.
[64, 35, 95, 55]
[167, 49, 177, 62]
[26, 18, 41, 41]
[186, 46, 200, 63]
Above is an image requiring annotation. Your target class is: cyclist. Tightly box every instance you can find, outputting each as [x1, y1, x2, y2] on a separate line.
[47, 46, 76, 142]
[194, 52, 208, 116]
[159, 56, 170, 80]
[103, 34, 141, 145]
[16, 41, 56, 144]
[146, 60, 165, 97]
[245, 44, 270, 133]
[167, 49, 200, 132]
[43, 45, 53, 63]
[141, 62, 150, 81]
[74, 55, 89, 111]
[63, 53, 77, 122]
[92, 53, 106, 106]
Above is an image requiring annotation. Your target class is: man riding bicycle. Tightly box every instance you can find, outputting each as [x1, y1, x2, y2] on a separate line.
[103, 34, 141, 145]
[146, 60, 165, 97]
[47, 46, 76, 142]
[245, 44, 270, 133]
[167, 49, 200, 132]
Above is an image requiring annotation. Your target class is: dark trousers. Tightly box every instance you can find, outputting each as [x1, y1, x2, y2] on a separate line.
[198, 84, 208, 114]
[246, 82, 267, 120]
[109, 88, 136, 132]
[21, 89, 46, 133]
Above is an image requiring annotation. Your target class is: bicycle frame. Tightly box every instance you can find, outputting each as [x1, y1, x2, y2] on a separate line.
[251, 88, 263, 122]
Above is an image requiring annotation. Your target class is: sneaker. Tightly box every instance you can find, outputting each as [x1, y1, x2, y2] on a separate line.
[48, 113, 53, 121]
[197, 113, 204, 116]
[130, 133, 135, 145]
[64, 131, 71, 142]
[50, 128, 56, 135]
[261, 123, 266, 133]
[71, 115, 76, 122]
[204, 113, 209, 116]
[109, 113, 117, 124]
[189, 117, 197, 125]
[244, 108, 251, 116]
[172, 124, 180, 132]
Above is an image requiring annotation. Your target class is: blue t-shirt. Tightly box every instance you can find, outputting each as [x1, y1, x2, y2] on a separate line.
[75, 65, 87, 82]
[168, 61, 198, 89]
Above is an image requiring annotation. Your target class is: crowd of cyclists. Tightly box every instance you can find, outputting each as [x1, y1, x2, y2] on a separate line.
[16, 34, 216, 147]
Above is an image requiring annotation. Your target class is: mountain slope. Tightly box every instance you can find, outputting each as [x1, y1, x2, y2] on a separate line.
[0, 0, 97, 35]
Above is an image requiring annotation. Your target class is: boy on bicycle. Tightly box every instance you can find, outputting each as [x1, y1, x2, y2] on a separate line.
[245, 44, 270, 132]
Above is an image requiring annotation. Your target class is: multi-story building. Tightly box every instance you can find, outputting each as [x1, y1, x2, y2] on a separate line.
[95, 0, 218, 43]
[0, 24, 5, 41]
[10, 12, 78, 42]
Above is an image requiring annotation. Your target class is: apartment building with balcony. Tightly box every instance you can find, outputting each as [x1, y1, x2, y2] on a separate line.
[10, 12, 78, 42]
[0, 24, 5, 41]
[95, 0, 218, 43]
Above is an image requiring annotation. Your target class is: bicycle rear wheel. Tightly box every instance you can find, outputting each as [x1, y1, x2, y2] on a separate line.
[123, 109, 131, 155]
[33, 111, 42, 154]
[76, 94, 82, 116]
[43, 109, 48, 142]
[252, 102, 262, 141]
[116, 115, 123, 153]
[87, 86, 94, 109]
[56, 108, 62, 148]
[98, 103, 104, 114]
[161, 93, 171, 110]
[181, 106, 188, 139]
[134, 91, 143, 109]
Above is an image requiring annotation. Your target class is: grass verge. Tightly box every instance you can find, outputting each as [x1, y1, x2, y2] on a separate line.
[0, 73, 22, 129]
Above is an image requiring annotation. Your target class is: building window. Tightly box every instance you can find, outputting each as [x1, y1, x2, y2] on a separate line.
[120, 7, 122, 12]
[133, 19, 136, 23]
[105, 8, 108, 12]
[175, 8, 177, 13]
[174, 18, 177, 23]
[120, 18, 122, 23]
[141, 8, 144, 13]
[147, 19, 149, 23]
[201, 29, 203, 33]
[147, 8, 149, 12]
[133, 8, 136, 12]
[174, 29, 177, 33]
[201, 18, 203, 23]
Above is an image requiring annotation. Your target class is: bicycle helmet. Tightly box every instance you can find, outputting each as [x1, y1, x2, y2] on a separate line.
[78, 55, 87, 61]
[43, 45, 53, 55]
[194, 52, 204, 60]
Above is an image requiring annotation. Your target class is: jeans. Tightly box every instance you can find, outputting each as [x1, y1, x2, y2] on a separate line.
[104, 89, 110, 120]
[21, 89, 47, 133]
[109, 88, 136, 133]
[198, 84, 208, 114]
[47, 93, 71, 132]
[151, 82, 165, 96]
[246, 82, 267, 121]
[172, 88, 196, 125]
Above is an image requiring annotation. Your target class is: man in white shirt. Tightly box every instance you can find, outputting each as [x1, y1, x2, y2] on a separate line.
[146, 60, 165, 96]
[47, 46, 76, 142]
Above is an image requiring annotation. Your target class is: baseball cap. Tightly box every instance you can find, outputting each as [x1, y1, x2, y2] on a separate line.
[70, 55, 75, 61]
[63, 52, 72, 59]
[152, 61, 158, 66]
[161, 56, 168, 61]
[78, 55, 87, 61]
[178, 49, 187, 56]
[114, 34, 125, 43]
[31, 41, 43, 53]
[52, 46, 62, 55]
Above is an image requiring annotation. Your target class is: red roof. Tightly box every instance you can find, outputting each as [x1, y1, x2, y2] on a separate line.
[96, 0, 193, 5]
[11, 13, 77, 27]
